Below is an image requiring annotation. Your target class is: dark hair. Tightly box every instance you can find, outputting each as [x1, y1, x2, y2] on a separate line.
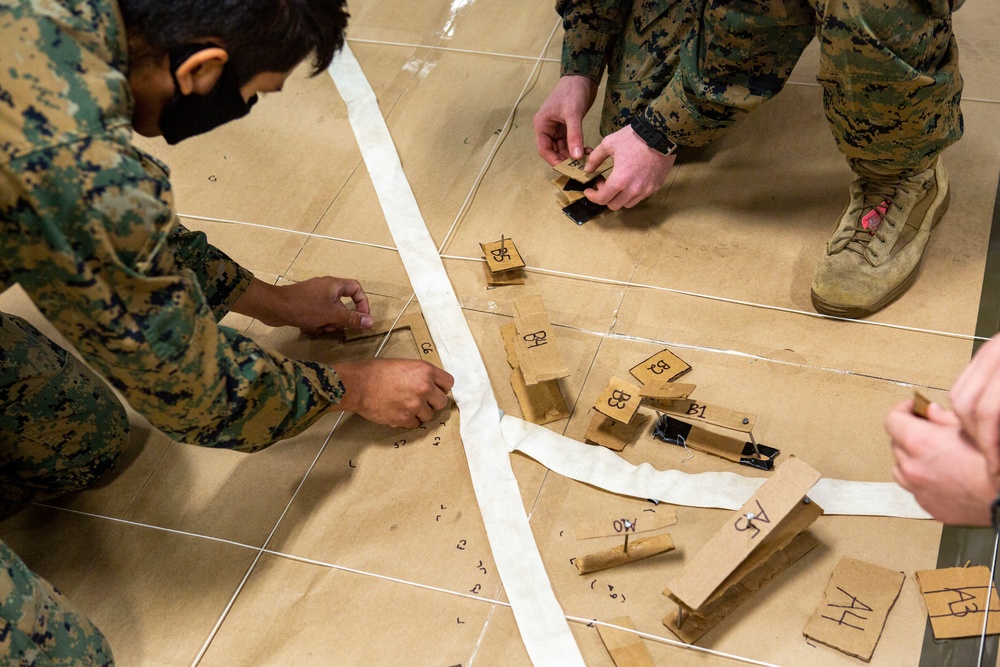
[119, 0, 349, 83]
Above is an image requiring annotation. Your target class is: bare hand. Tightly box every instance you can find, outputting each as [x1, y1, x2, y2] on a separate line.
[234, 276, 373, 334]
[334, 359, 454, 428]
[584, 125, 676, 210]
[533, 75, 598, 166]
[886, 399, 999, 525]
[950, 335, 1000, 475]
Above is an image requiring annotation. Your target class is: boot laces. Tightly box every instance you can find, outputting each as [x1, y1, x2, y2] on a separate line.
[838, 177, 900, 256]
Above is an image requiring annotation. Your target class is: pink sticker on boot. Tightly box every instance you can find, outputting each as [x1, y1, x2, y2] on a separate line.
[861, 200, 890, 232]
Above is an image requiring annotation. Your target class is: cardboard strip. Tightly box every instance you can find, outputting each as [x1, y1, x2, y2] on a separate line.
[575, 533, 675, 575]
[584, 412, 647, 452]
[330, 46, 585, 666]
[663, 531, 819, 644]
[629, 349, 691, 385]
[396, 312, 443, 369]
[660, 400, 756, 433]
[597, 617, 655, 667]
[666, 457, 822, 610]
[916, 566, 1000, 639]
[483, 260, 525, 287]
[912, 390, 931, 419]
[639, 381, 696, 401]
[576, 511, 677, 540]
[510, 367, 570, 425]
[803, 557, 905, 661]
[593, 377, 642, 424]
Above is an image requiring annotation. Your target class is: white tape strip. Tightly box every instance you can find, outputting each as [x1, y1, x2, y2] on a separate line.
[503, 416, 931, 519]
[329, 45, 585, 666]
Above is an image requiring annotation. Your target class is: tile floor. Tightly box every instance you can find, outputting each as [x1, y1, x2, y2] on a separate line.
[2, 1, 999, 665]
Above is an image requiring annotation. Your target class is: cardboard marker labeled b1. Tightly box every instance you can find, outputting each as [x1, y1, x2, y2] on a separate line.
[652, 400, 779, 471]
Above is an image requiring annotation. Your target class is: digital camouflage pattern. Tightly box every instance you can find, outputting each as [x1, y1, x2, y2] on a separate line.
[558, 0, 964, 171]
[0, 541, 113, 666]
[0, 0, 345, 459]
[558, 0, 696, 137]
[0, 314, 128, 517]
[1, 0, 350, 660]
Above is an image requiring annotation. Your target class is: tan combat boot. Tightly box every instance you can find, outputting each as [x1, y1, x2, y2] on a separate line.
[811, 159, 950, 318]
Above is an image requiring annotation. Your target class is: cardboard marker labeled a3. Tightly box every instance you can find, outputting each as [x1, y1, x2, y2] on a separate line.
[512, 294, 570, 385]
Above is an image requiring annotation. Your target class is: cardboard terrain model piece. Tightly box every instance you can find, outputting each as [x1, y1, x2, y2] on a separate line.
[916, 566, 1000, 639]
[480, 236, 526, 287]
[652, 398, 780, 471]
[597, 616, 656, 667]
[341, 308, 444, 371]
[584, 412, 648, 452]
[551, 157, 613, 224]
[511, 294, 571, 385]
[629, 348, 691, 385]
[662, 457, 824, 644]
[500, 321, 569, 426]
[573, 504, 678, 575]
[803, 557, 905, 662]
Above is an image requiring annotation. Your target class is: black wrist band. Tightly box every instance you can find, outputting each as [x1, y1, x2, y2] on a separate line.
[992, 493, 1000, 532]
[629, 114, 679, 156]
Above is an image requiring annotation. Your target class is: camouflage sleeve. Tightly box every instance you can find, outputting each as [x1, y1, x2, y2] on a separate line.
[0, 135, 344, 453]
[167, 223, 254, 321]
[557, 0, 630, 82]
[641, 0, 814, 148]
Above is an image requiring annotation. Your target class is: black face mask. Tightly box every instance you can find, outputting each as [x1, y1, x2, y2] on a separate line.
[159, 44, 258, 145]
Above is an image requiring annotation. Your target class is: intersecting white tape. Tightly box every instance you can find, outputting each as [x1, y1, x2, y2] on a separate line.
[502, 416, 931, 519]
[329, 45, 586, 666]
[327, 40, 933, 667]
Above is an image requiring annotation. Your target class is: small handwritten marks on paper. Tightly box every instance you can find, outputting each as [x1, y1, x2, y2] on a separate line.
[916, 566, 1000, 639]
[575, 511, 678, 540]
[629, 349, 691, 386]
[803, 557, 905, 661]
[594, 377, 642, 424]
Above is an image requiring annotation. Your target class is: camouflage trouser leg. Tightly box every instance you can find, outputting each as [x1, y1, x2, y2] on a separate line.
[600, 0, 697, 135]
[0, 540, 113, 665]
[815, 0, 963, 172]
[0, 312, 129, 516]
